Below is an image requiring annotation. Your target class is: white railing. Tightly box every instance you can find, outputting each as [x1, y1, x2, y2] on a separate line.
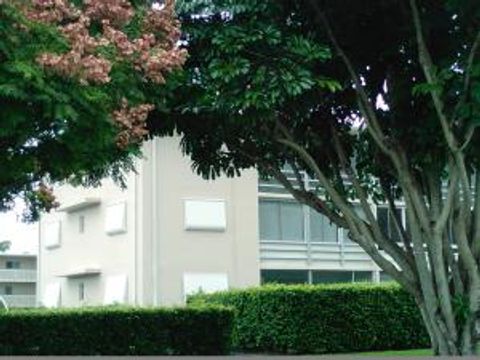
[259, 240, 377, 268]
[0, 269, 37, 283]
[2, 295, 36, 308]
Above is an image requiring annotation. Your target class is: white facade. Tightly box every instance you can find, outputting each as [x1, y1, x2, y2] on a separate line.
[0, 253, 37, 308]
[39, 137, 259, 307]
[39, 136, 395, 308]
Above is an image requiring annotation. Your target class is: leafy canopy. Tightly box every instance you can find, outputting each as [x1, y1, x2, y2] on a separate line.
[149, 1, 480, 354]
[0, 1, 184, 220]
[152, 0, 480, 188]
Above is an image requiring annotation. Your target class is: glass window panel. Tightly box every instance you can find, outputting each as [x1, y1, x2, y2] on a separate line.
[354, 204, 368, 221]
[310, 210, 337, 242]
[78, 283, 85, 301]
[280, 202, 304, 241]
[353, 271, 373, 282]
[310, 210, 323, 242]
[390, 209, 403, 242]
[6, 261, 20, 269]
[312, 270, 352, 284]
[259, 201, 280, 240]
[79, 215, 85, 234]
[261, 270, 309, 284]
[342, 228, 353, 244]
[377, 207, 389, 237]
[377, 206, 404, 243]
[323, 218, 338, 243]
[341, 205, 365, 244]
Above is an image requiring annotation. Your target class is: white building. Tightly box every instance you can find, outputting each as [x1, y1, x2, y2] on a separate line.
[39, 136, 398, 308]
[0, 250, 37, 308]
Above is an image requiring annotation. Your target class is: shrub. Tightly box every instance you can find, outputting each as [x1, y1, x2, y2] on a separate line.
[188, 283, 430, 354]
[0, 305, 233, 355]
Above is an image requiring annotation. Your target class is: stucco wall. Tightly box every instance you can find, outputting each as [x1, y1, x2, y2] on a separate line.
[145, 137, 260, 305]
[38, 136, 260, 307]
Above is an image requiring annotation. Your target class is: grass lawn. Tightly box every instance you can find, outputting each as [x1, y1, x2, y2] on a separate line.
[351, 348, 432, 356]
[353, 345, 479, 356]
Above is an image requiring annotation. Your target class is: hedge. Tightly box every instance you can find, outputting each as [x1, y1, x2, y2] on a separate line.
[188, 283, 430, 354]
[0, 305, 234, 355]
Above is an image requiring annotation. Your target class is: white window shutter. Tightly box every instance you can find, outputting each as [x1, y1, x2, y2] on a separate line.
[184, 199, 226, 231]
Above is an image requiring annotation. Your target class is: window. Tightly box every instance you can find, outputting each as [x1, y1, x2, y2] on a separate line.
[261, 270, 374, 285]
[6, 260, 20, 269]
[353, 271, 373, 282]
[342, 205, 367, 244]
[259, 199, 339, 242]
[310, 210, 338, 242]
[4, 285, 12, 295]
[78, 282, 85, 301]
[312, 270, 373, 284]
[79, 215, 85, 234]
[377, 206, 403, 242]
[259, 200, 304, 241]
[312, 270, 352, 284]
[261, 270, 309, 284]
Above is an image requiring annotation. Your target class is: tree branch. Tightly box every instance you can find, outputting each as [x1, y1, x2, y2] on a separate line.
[472, 170, 480, 260]
[379, 178, 415, 262]
[434, 163, 459, 233]
[309, 1, 433, 235]
[276, 132, 418, 283]
[330, 125, 416, 271]
[306, 1, 396, 155]
[409, 0, 473, 228]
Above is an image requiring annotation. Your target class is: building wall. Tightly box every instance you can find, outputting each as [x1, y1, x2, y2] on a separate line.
[144, 137, 260, 305]
[38, 136, 260, 307]
[38, 135, 392, 308]
[38, 175, 137, 308]
[257, 170, 384, 284]
[0, 255, 37, 308]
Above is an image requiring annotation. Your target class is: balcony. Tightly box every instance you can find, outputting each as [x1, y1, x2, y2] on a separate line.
[260, 240, 378, 269]
[0, 295, 36, 308]
[0, 269, 37, 283]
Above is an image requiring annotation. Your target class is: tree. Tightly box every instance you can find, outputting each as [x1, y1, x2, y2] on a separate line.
[149, 0, 480, 355]
[0, 241, 11, 252]
[0, 0, 185, 220]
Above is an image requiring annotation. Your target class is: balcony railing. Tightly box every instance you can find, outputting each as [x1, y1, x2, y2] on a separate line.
[0, 269, 37, 283]
[1, 295, 36, 308]
[259, 240, 378, 270]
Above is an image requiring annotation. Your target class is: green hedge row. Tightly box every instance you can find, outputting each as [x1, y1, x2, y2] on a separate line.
[0, 305, 234, 355]
[189, 283, 430, 354]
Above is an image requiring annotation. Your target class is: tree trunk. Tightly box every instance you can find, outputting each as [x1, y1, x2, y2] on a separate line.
[418, 300, 479, 355]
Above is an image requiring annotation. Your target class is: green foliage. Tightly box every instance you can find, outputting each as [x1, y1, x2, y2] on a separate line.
[150, 0, 480, 195]
[188, 283, 430, 354]
[0, 3, 164, 220]
[0, 305, 234, 355]
[0, 241, 10, 252]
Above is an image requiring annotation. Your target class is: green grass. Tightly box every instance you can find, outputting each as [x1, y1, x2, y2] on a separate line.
[351, 348, 432, 356]
[353, 345, 479, 356]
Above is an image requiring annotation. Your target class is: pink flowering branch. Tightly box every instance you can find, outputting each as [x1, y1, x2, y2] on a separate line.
[16, 0, 187, 148]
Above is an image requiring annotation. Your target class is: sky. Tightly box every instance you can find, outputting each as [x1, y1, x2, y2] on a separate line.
[0, 201, 38, 255]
